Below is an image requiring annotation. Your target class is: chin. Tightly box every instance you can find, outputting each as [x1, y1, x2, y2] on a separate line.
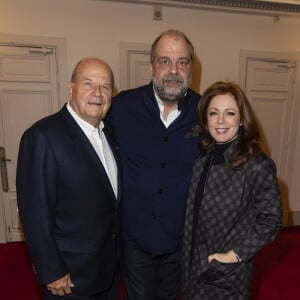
[215, 135, 236, 143]
[214, 136, 229, 143]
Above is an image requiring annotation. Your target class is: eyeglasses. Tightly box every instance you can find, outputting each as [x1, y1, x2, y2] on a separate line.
[156, 57, 191, 69]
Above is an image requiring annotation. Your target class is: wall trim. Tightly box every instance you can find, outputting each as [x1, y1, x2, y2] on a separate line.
[112, 0, 300, 16]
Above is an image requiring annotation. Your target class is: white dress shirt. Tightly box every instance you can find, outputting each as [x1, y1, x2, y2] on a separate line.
[154, 90, 181, 128]
[67, 103, 118, 198]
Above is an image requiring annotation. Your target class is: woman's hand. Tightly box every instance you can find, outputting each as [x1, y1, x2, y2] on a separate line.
[208, 250, 240, 264]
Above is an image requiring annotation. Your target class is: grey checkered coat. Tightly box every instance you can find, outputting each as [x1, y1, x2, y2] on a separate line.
[182, 141, 282, 300]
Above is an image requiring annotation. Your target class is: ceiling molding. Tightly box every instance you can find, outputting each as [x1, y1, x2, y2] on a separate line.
[111, 0, 300, 16]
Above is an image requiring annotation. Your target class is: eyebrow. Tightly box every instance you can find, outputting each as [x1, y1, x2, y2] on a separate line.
[208, 108, 238, 112]
[157, 56, 190, 59]
[81, 78, 111, 85]
[208, 107, 237, 110]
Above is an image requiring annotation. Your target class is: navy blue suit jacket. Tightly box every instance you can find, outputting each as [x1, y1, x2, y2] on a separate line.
[16, 104, 121, 296]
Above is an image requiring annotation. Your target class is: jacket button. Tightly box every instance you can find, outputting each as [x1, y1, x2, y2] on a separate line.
[158, 188, 164, 194]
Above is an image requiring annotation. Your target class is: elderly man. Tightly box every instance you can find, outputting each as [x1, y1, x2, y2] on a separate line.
[17, 57, 121, 300]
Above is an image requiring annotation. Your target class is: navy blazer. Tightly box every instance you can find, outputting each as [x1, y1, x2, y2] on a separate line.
[16, 104, 121, 296]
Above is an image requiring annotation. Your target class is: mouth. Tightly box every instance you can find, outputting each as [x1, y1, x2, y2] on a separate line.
[89, 101, 103, 106]
[164, 74, 183, 84]
[215, 128, 228, 133]
[164, 79, 182, 86]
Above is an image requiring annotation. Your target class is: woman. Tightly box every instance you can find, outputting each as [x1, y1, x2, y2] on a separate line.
[182, 81, 282, 299]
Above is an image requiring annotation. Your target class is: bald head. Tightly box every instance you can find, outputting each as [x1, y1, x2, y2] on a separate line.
[71, 57, 114, 90]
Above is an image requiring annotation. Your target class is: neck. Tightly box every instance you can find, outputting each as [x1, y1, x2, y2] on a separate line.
[216, 134, 238, 145]
[162, 101, 177, 120]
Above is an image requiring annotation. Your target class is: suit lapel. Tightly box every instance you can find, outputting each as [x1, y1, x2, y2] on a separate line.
[60, 105, 117, 199]
[103, 121, 122, 201]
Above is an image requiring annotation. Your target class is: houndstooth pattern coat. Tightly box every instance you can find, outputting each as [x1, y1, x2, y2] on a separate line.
[182, 141, 282, 300]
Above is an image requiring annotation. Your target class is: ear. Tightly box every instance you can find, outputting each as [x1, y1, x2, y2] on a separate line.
[68, 81, 73, 100]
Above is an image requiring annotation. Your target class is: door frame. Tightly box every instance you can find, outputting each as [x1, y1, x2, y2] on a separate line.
[238, 50, 300, 225]
[0, 33, 68, 243]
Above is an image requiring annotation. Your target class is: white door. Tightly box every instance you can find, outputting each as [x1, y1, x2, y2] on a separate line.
[128, 52, 152, 88]
[244, 58, 296, 182]
[119, 42, 151, 90]
[0, 44, 60, 242]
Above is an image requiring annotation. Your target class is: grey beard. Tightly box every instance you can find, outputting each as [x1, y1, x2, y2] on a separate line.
[153, 77, 190, 103]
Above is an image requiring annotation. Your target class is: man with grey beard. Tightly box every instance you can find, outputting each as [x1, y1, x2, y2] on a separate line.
[110, 29, 201, 300]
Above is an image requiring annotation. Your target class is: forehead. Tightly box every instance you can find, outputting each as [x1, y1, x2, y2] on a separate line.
[155, 35, 190, 58]
[208, 94, 238, 109]
[77, 60, 112, 82]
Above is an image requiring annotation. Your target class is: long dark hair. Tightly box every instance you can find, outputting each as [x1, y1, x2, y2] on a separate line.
[198, 81, 262, 169]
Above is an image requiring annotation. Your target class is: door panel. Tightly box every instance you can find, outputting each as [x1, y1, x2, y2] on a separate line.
[0, 56, 51, 82]
[119, 42, 151, 90]
[129, 52, 151, 88]
[241, 56, 297, 226]
[247, 62, 294, 91]
[245, 59, 296, 180]
[0, 45, 59, 242]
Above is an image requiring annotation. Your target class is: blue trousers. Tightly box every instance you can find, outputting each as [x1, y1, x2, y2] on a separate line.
[124, 246, 181, 300]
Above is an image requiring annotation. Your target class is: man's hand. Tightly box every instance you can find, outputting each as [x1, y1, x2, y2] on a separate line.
[46, 273, 74, 296]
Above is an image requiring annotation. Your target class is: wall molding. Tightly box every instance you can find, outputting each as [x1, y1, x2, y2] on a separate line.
[113, 0, 300, 16]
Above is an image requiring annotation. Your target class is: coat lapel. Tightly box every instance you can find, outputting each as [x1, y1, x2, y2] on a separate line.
[103, 120, 122, 201]
[60, 105, 118, 200]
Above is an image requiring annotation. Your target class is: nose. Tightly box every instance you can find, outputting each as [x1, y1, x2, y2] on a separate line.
[217, 114, 225, 124]
[169, 60, 178, 74]
[93, 85, 103, 97]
